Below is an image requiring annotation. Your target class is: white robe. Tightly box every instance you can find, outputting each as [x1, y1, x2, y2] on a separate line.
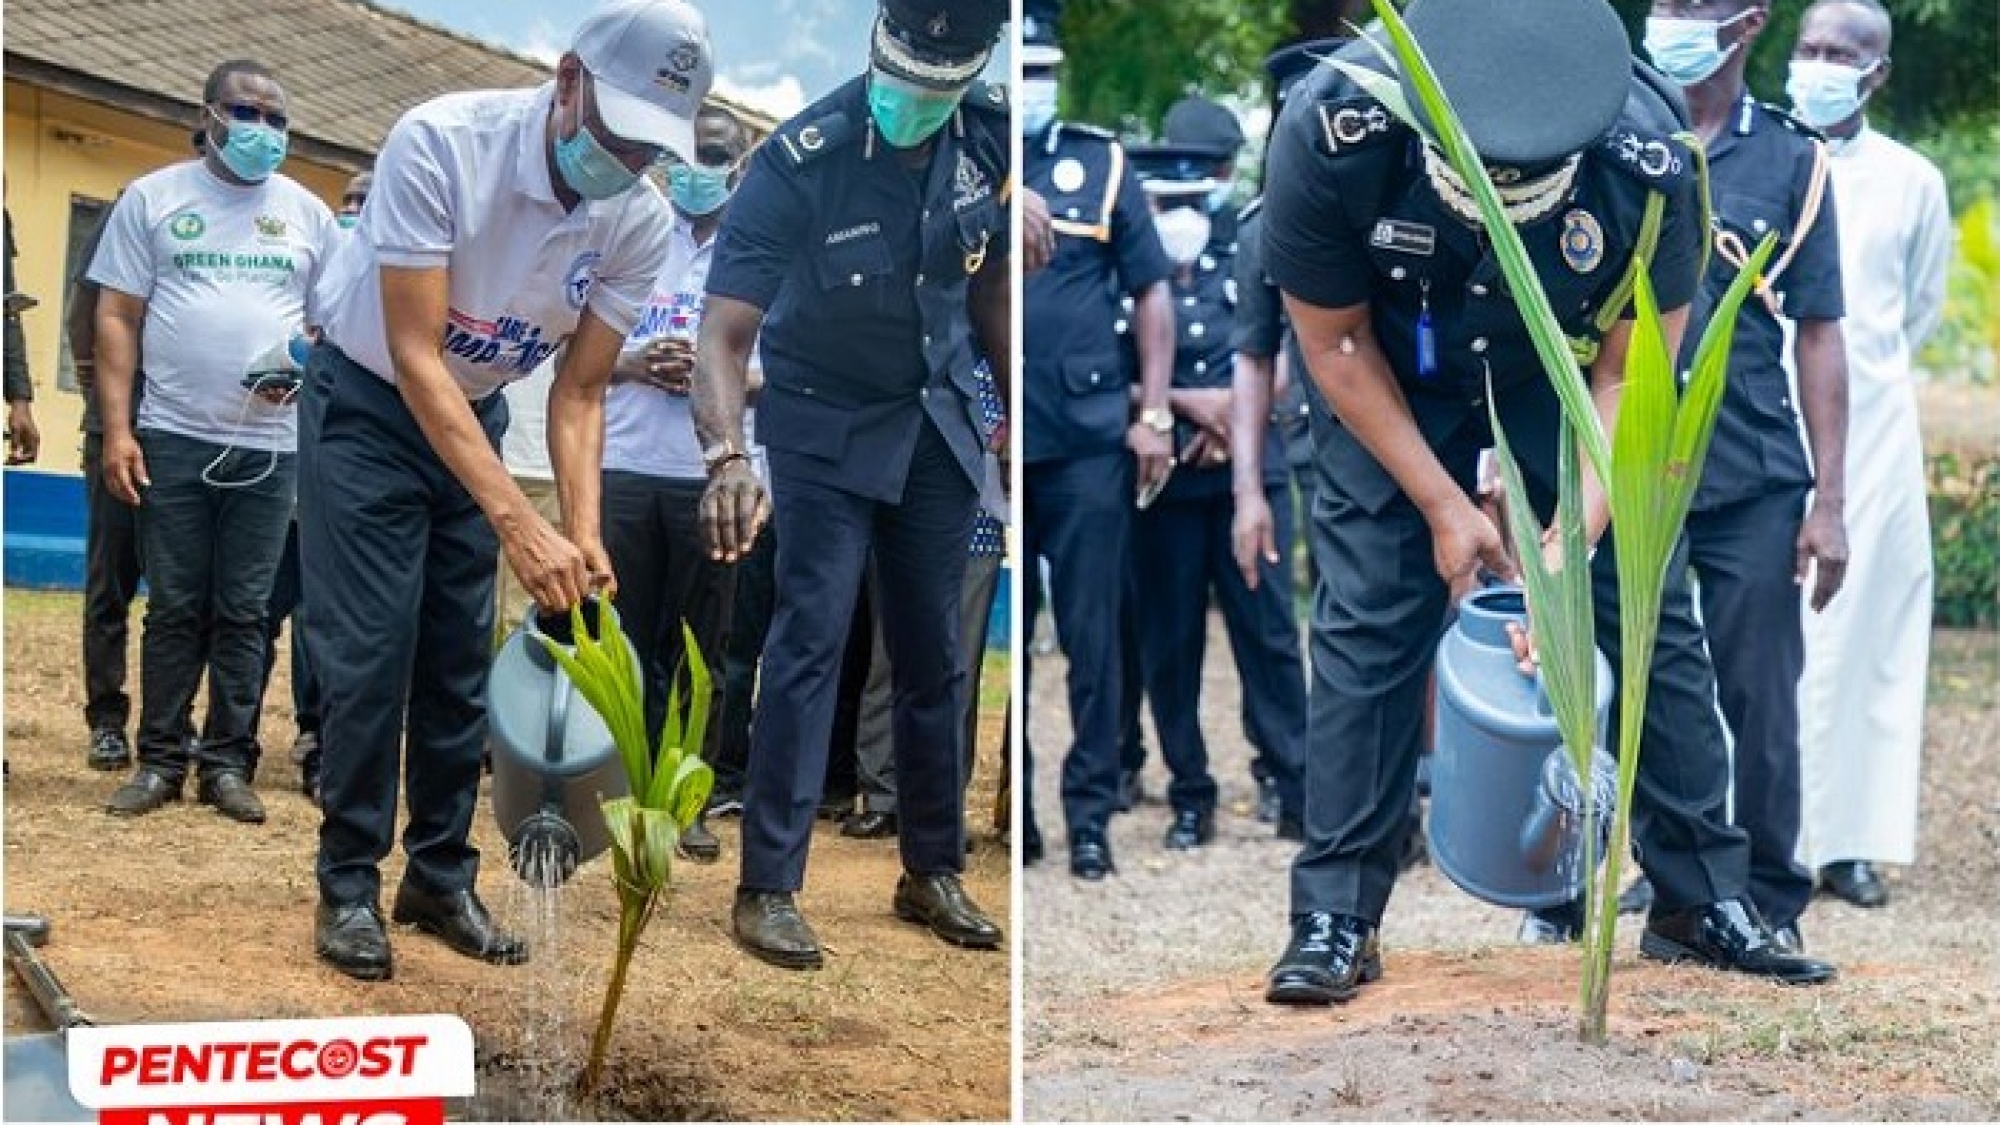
[1794, 124, 1953, 869]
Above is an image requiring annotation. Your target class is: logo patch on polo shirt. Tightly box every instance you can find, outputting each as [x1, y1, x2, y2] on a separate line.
[565, 251, 602, 311]
[170, 213, 206, 241]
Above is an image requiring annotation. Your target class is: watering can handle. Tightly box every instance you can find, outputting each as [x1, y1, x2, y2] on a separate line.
[545, 665, 572, 764]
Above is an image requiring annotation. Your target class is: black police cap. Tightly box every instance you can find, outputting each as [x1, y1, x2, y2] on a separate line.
[1264, 38, 1347, 105]
[1400, 0, 1630, 171]
[1127, 142, 1225, 187]
[1161, 96, 1244, 161]
[875, 0, 1007, 90]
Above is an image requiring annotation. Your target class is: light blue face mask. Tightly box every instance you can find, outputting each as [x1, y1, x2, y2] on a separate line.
[337, 213, 359, 229]
[1644, 11, 1752, 87]
[555, 86, 644, 201]
[669, 162, 735, 216]
[1786, 58, 1880, 129]
[1020, 77, 1058, 136]
[210, 111, 288, 183]
[868, 71, 963, 149]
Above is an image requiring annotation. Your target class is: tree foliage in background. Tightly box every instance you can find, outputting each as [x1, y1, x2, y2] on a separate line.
[1051, 0, 1293, 134]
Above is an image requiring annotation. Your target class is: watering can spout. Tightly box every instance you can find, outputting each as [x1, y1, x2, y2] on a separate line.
[487, 599, 634, 887]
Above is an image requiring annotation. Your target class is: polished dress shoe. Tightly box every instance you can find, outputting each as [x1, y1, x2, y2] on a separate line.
[316, 901, 392, 981]
[841, 810, 899, 840]
[1070, 835, 1115, 880]
[1820, 860, 1888, 908]
[1641, 899, 1836, 984]
[1163, 809, 1214, 851]
[894, 873, 1002, 949]
[1772, 922, 1804, 955]
[1255, 777, 1282, 824]
[87, 728, 133, 772]
[198, 771, 267, 824]
[106, 768, 181, 817]
[678, 814, 721, 863]
[732, 889, 823, 970]
[1619, 874, 1655, 916]
[1267, 912, 1381, 1005]
[391, 884, 527, 965]
[1517, 900, 1583, 945]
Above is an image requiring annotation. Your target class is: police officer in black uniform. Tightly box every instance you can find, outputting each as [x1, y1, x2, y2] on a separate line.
[1244, 0, 1837, 1005]
[1124, 144, 1307, 849]
[1019, 0, 1176, 880]
[693, 0, 1009, 969]
[1644, 0, 1849, 951]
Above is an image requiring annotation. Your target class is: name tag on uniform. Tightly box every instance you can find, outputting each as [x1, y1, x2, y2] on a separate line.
[1371, 219, 1436, 257]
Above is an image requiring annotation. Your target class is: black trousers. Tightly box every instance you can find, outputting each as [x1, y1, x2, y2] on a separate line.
[1292, 413, 1750, 924]
[739, 422, 975, 891]
[600, 471, 736, 760]
[1688, 486, 1814, 929]
[1132, 482, 1306, 820]
[1023, 451, 1131, 848]
[1117, 559, 1147, 776]
[716, 524, 775, 798]
[301, 344, 504, 905]
[81, 432, 146, 734]
[257, 519, 320, 742]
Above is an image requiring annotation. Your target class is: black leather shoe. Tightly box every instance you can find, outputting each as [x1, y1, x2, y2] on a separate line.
[1115, 769, 1143, 814]
[1517, 899, 1584, 945]
[893, 873, 1002, 949]
[678, 814, 721, 863]
[106, 768, 182, 817]
[1820, 860, 1888, 908]
[1772, 922, 1804, 955]
[198, 771, 267, 824]
[1619, 874, 1655, 916]
[1255, 777, 1281, 824]
[1641, 899, 1836, 984]
[1070, 835, 1115, 880]
[316, 901, 392, 981]
[732, 889, 823, 970]
[1163, 809, 1214, 850]
[391, 884, 527, 965]
[841, 810, 899, 839]
[87, 728, 132, 772]
[1266, 912, 1381, 1005]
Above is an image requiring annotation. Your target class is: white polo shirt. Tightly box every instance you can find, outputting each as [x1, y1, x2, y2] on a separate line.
[87, 160, 336, 452]
[315, 83, 673, 401]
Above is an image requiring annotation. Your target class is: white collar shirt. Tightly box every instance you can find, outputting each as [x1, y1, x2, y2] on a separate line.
[315, 83, 675, 400]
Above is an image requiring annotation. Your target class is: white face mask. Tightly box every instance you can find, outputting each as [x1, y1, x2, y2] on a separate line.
[1020, 77, 1059, 136]
[1154, 207, 1211, 265]
[1786, 57, 1880, 128]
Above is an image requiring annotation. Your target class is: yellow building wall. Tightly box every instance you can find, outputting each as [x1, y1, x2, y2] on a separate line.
[4, 80, 351, 472]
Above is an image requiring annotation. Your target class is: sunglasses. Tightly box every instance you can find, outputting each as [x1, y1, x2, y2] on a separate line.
[212, 102, 289, 132]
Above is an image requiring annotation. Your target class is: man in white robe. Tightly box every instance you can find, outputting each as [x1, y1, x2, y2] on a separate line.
[1788, 0, 1954, 908]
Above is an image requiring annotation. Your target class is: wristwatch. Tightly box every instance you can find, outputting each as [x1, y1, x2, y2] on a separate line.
[1137, 406, 1174, 435]
[702, 439, 747, 475]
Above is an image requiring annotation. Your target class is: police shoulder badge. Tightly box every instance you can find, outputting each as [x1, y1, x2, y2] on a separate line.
[1561, 209, 1604, 275]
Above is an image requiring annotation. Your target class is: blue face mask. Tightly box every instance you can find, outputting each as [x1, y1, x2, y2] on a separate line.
[1644, 12, 1752, 87]
[554, 94, 643, 201]
[1020, 78, 1058, 136]
[668, 162, 735, 216]
[868, 72, 962, 149]
[336, 214, 359, 229]
[211, 112, 287, 183]
[1786, 58, 1879, 129]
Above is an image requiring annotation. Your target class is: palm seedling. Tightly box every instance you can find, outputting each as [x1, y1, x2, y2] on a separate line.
[535, 601, 715, 1093]
[1345, 0, 1777, 1042]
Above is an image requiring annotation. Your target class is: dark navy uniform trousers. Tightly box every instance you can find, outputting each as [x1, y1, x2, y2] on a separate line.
[300, 343, 505, 906]
[1295, 408, 1752, 924]
[740, 420, 975, 892]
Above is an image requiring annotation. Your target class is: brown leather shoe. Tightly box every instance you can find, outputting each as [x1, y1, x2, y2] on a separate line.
[732, 889, 823, 970]
[893, 873, 1002, 949]
[106, 768, 182, 817]
[197, 772, 267, 824]
[390, 884, 527, 965]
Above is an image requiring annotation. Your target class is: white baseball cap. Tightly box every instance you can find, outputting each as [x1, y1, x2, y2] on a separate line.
[572, 0, 714, 162]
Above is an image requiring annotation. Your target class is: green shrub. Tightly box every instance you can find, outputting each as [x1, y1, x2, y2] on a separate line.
[1928, 451, 2000, 628]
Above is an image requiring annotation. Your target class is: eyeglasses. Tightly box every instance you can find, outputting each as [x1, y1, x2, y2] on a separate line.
[212, 102, 289, 132]
[659, 151, 743, 174]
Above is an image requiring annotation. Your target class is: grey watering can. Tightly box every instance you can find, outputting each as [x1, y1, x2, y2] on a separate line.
[487, 599, 634, 889]
[1427, 586, 1619, 909]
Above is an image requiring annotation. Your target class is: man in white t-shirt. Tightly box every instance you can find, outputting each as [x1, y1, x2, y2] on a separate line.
[91, 58, 337, 827]
[300, 0, 710, 982]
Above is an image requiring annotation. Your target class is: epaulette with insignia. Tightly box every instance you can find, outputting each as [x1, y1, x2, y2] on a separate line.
[775, 112, 853, 167]
[1237, 196, 1264, 223]
[1313, 95, 1398, 159]
[1757, 100, 1827, 142]
[1595, 121, 1693, 192]
[963, 80, 1008, 115]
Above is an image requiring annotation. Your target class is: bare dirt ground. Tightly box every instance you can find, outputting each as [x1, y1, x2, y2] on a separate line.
[1024, 614, 2000, 1122]
[2, 589, 1011, 1122]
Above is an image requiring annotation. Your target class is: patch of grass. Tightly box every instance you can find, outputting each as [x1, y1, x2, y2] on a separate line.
[979, 650, 1010, 713]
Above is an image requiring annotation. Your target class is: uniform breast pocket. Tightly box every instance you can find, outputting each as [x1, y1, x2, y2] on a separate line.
[1717, 193, 1792, 257]
[813, 235, 897, 314]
